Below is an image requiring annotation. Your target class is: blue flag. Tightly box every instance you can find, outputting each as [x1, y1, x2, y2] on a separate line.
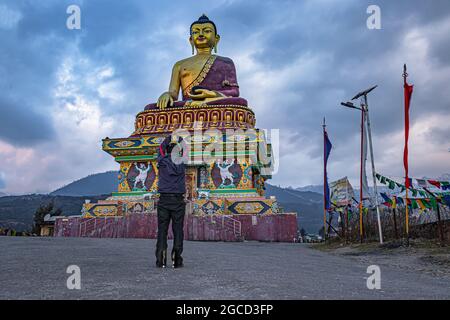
[324, 129, 332, 210]
[444, 195, 450, 208]
[380, 192, 391, 203]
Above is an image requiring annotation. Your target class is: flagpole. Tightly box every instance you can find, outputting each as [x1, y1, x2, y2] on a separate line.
[403, 64, 410, 243]
[364, 95, 384, 244]
[359, 107, 364, 243]
[323, 118, 328, 240]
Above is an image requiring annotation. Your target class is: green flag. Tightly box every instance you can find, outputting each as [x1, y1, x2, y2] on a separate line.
[430, 198, 438, 210]
[388, 180, 396, 190]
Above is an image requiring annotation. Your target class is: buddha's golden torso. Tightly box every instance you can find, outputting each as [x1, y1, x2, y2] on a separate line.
[177, 54, 213, 92]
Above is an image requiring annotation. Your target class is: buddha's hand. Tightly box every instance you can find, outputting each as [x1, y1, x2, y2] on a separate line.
[157, 92, 174, 109]
[188, 89, 218, 100]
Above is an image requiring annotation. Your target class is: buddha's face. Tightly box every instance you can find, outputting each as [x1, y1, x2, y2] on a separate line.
[190, 23, 219, 49]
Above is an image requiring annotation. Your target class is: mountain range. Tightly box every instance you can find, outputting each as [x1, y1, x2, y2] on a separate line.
[51, 171, 118, 196]
[0, 194, 109, 232]
[1, 171, 324, 233]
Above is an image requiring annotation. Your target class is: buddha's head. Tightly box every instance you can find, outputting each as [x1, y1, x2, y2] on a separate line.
[190, 14, 220, 53]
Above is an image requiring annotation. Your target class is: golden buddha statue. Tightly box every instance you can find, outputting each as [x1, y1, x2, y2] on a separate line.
[144, 14, 247, 111]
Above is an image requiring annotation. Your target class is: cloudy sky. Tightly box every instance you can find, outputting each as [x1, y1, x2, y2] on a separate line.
[0, 0, 449, 194]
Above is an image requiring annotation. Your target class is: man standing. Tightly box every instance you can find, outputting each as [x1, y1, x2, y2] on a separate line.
[155, 135, 186, 268]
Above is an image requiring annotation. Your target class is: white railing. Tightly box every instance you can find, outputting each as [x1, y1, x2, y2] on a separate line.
[78, 217, 122, 238]
[207, 214, 242, 240]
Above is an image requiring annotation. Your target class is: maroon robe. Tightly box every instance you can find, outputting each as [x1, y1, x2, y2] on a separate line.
[145, 55, 247, 110]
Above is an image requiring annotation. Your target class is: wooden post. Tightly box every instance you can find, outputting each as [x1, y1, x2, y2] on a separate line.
[393, 207, 399, 239]
[345, 206, 349, 243]
[436, 202, 444, 244]
[327, 214, 333, 236]
[326, 219, 342, 239]
[424, 187, 444, 244]
[405, 188, 410, 245]
[339, 210, 346, 240]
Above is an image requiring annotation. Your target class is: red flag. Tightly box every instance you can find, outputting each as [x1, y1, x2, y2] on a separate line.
[428, 180, 441, 189]
[403, 65, 413, 188]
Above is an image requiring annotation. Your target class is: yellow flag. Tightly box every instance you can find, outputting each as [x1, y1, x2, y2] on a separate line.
[417, 199, 426, 210]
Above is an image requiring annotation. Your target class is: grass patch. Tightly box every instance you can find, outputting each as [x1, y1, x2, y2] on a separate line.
[313, 238, 450, 255]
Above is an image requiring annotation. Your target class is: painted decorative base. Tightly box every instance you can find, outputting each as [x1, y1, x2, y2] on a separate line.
[81, 198, 156, 218]
[54, 212, 298, 243]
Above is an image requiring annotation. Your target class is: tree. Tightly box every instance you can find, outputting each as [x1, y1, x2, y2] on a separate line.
[300, 228, 306, 237]
[32, 202, 62, 235]
[318, 226, 325, 238]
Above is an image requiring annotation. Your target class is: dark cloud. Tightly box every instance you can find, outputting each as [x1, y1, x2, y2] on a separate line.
[238, 0, 450, 162]
[1, 0, 449, 192]
[0, 1, 73, 145]
[0, 97, 54, 146]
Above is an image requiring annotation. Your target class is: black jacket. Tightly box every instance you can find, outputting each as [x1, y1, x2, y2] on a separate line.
[157, 135, 186, 194]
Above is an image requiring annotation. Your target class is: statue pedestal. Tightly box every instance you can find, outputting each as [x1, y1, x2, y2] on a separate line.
[71, 103, 297, 242]
[90, 103, 275, 214]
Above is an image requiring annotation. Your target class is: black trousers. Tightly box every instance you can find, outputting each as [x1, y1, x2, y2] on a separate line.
[156, 193, 186, 260]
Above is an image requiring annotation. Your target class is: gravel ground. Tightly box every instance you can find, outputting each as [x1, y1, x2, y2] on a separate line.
[315, 240, 450, 280]
[1, 237, 449, 300]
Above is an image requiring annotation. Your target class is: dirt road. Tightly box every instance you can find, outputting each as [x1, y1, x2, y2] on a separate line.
[1, 237, 449, 299]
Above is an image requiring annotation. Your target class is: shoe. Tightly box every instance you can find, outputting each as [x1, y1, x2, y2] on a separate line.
[172, 251, 183, 268]
[156, 249, 167, 268]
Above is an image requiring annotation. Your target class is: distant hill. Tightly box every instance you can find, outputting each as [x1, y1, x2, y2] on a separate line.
[2, 171, 324, 234]
[296, 185, 324, 194]
[0, 194, 109, 232]
[52, 172, 324, 232]
[51, 171, 118, 196]
[297, 184, 392, 196]
[5, 171, 448, 234]
[265, 184, 323, 233]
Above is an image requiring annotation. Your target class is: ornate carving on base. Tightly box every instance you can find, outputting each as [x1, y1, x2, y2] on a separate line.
[133, 104, 255, 135]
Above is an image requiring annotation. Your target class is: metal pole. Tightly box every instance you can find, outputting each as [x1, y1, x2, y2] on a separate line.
[323, 118, 328, 241]
[364, 95, 384, 244]
[359, 109, 364, 243]
[339, 210, 345, 239]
